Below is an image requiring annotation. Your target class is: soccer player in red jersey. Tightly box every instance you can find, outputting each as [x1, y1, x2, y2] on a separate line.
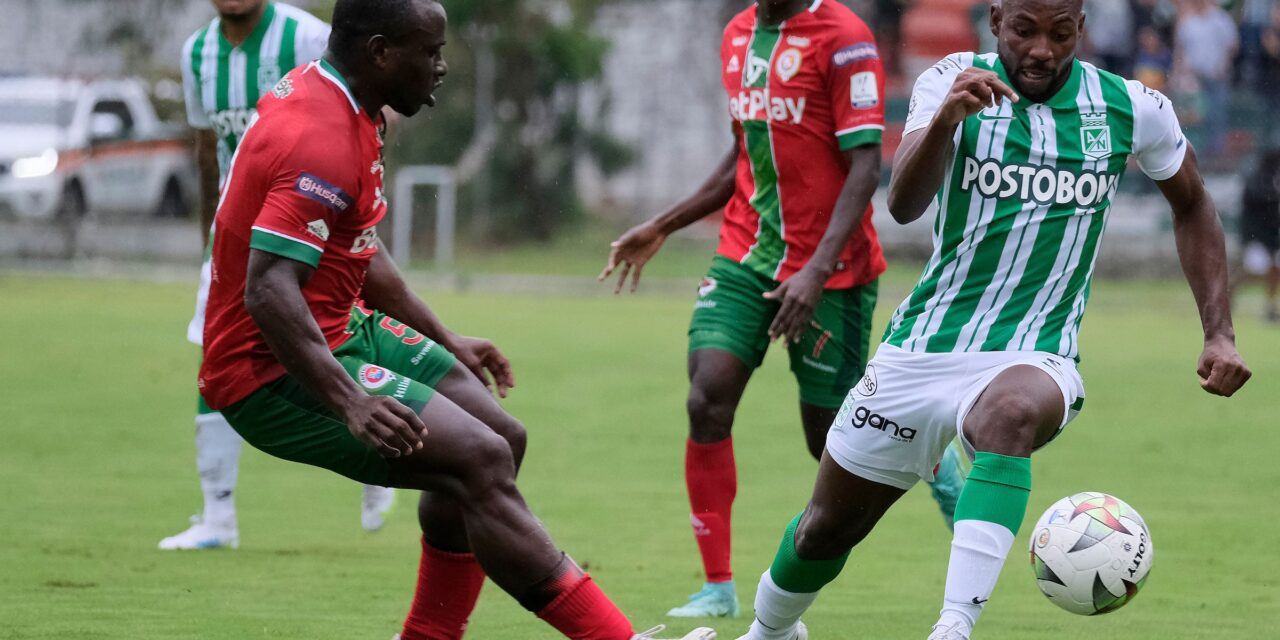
[200, 1, 713, 638]
[600, 0, 967, 617]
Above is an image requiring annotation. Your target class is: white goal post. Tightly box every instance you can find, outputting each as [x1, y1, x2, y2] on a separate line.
[390, 165, 456, 269]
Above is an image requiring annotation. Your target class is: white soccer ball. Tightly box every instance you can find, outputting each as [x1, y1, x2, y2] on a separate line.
[1028, 492, 1153, 615]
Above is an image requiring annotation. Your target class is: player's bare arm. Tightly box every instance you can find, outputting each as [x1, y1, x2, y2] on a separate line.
[244, 248, 428, 456]
[1155, 146, 1252, 397]
[888, 69, 1018, 224]
[194, 128, 219, 248]
[765, 144, 881, 343]
[599, 139, 739, 293]
[361, 246, 514, 397]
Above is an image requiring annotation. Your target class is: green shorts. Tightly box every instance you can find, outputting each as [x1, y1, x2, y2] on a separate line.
[688, 256, 877, 409]
[218, 309, 457, 486]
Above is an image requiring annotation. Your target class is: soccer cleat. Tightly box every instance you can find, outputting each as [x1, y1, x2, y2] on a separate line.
[667, 581, 741, 618]
[634, 624, 718, 640]
[929, 441, 970, 531]
[733, 620, 807, 640]
[361, 485, 396, 531]
[158, 515, 239, 550]
[927, 622, 970, 640]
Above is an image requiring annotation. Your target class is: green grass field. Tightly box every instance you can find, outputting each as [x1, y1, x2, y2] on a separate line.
[2, 269, 1278, 639]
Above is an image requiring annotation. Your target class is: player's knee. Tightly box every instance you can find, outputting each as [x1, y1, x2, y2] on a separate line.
[686, 385, 735, 441]
[794, 505, 866, 560]
[496, 416, 528, 469]
[458, 432, 518, 498]
[968, 393, 1054, 454]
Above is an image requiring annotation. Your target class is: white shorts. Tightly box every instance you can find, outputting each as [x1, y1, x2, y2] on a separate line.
[186, 259, 212, 346]
[1242, 241, 1280, 276]
[825, 343, 1085, 490]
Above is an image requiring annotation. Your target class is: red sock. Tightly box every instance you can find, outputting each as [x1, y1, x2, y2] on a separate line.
[536, 573, 634, 640]
[400, 538, 487, 640]
[685, 437, 736, 583]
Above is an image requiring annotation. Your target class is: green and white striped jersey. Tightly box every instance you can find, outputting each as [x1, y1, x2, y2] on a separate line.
[884, 53, 1187, 360]
[181, 2, 330, 181]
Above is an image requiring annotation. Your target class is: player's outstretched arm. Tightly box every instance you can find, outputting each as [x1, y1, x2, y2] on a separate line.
[765, 145, 881, 343]
[361, 248, 514, 397]
[1156, 146, 1252, 396]
[245, 249, 428, 455]
[194, 129, 219, 248]
[888, 69, 1017, 224]
[599, 139, 740, 293]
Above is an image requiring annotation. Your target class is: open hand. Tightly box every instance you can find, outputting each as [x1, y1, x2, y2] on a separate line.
[938, 68, 1019, 126]
[764, 267, 826, 343]
[341, 394, 427, 458]
[451, 335, 515, 398]
[598, 222, 667, 294]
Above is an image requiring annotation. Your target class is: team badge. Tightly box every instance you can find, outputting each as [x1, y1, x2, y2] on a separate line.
[1081, 112, 1112, 161]
[358, 364, 395, 390]
[776, 48, 802, 82]
[726, 54, 741, 74]
[305, 219, 330, 241]
[850, 71, 878, 109]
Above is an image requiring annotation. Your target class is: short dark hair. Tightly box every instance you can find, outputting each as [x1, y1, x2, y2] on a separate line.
[328, 0, 439, 60]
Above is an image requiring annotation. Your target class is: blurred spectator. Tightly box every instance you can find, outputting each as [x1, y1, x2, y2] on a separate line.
[1174, 0, 1238, 158]
[1132, 0, 1178, 42]
[1260, 4, 1280, 118]
[1083, 0, 1135, 75]
[1231, 148, 1280, 322]
[1240, 0, 1274, 86]
[1134, 25, 1174, 89]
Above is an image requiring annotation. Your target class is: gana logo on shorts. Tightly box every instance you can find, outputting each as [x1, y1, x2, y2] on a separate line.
[358, 364, 395, 390]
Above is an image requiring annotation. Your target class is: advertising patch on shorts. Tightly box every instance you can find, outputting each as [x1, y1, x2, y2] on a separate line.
[296, 172, 354, 212]
[698, 277, 717, 298]
[358, 364, 395, 390]
[855, 363, 878, 397]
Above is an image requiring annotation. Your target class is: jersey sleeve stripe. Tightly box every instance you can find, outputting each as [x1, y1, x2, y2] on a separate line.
[837, 127, 883, 149]
[250, 226, 324, 267]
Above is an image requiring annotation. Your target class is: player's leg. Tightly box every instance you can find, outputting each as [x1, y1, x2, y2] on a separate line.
[738, 454, 908, 640]
[931, 365, 1071, 640]
[672, 257, 773, 617]
[158, 402, 244, 550]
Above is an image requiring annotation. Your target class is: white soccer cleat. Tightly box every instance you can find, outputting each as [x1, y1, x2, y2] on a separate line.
[158, 515, 239, 550]
[361, 485, 396, 531]
[633, 624, 718, 639]
[927, 622, 970, 640]
[734, 620, 807, 640]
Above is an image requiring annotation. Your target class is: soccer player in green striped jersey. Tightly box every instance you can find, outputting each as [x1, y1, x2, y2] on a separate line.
[161, 0, 395, 551]
[735, 0, 1251, 637]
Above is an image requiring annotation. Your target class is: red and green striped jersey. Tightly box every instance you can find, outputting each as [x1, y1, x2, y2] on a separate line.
[181, 2, 330, 183]
[200, 61, 387, 410]
[884, 53, 1187, 359]
[718, 0, 887, 289]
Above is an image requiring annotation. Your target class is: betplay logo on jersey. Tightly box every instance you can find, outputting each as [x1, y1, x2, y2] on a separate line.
[729, 90, 807, 125]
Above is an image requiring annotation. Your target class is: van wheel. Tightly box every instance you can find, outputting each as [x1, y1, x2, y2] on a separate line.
[155, 178, 187, 219]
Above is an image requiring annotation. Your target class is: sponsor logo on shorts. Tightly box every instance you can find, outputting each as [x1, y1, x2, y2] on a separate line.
[833, 42, 878, 67]
[698, 277, 717, 298]
[850, 405, 915, 442]
[855, 364, 878, 397]
[394, 376, 411, 399]
[410, 341, 437, 365]
[358, 364, 394, 390]
[801, 355, 837, 373]
[296, 172, 354, 212]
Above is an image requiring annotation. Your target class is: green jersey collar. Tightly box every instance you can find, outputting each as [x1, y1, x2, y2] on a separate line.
[993, 56, 1082, 111]
[217, 1, 276, 53]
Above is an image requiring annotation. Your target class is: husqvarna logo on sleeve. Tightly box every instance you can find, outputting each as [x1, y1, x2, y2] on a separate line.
[296, 173, 354, 212]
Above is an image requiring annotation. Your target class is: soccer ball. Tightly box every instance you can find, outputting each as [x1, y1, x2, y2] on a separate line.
[1028, 492, 1153, 615]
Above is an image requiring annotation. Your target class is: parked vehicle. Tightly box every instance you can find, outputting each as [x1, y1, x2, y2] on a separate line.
[0, 77, 196, 220]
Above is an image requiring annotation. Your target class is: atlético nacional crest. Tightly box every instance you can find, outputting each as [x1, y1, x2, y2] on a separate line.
[1080, 112, 1111, 161]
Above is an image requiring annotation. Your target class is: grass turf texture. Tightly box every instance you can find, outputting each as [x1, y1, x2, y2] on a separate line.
[2, 270, 1277, 639]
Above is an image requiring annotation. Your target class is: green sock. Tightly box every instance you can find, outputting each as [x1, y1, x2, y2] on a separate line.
[767, 512, 851, 594]
[953, 451, 1032, 535]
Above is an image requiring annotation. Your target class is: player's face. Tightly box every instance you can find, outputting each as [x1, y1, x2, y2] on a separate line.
[991, 0, 1085, 102]
[382, 2, 449, 117]
[211, 0, 264, 19]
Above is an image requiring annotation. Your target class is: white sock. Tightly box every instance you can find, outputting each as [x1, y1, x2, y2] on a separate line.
[195, 412, 242, 528]
[748, 570, 818, 640]
[938, 520, 1016, 633]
